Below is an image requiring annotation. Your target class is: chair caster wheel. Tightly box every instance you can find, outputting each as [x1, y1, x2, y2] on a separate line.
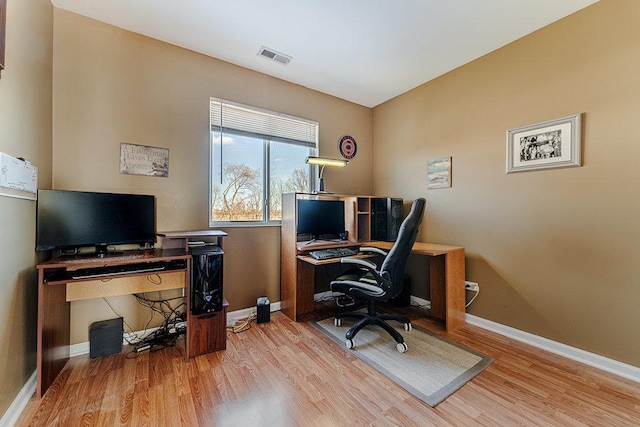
[346, 339, 354, 349]
[404, 322, 412, 331]
[397, 342, 408, 353]
[334, 318, 342, 327]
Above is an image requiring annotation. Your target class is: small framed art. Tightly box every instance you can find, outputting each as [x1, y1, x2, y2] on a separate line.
[506, 114, 582, 173]
[427, 156, 452, 189]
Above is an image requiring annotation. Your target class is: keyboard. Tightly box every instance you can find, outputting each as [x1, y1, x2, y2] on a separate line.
[309, 247, 358, 260]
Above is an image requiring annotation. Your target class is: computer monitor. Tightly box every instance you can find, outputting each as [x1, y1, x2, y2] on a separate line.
[296, 199, 345, 239]
[36, 189, 156, 255]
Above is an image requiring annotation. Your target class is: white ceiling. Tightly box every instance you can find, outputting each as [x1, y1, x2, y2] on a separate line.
[51, 0, 599, 108]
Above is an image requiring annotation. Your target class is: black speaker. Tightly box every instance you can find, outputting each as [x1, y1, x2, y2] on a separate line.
[371, 198, 403, 241]
[89, 317, 123, 359]
[191, 247, 224, 315]
[256, 297, 270, 323]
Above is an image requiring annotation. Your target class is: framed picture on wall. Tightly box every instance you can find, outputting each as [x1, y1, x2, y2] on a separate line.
[427, 156, 452, 189]
[506, 113, 582, 173]
[0, 0, 6, 77]
[120, 142, 169, 177]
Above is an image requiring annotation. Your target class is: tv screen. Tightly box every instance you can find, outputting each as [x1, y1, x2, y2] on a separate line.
[36, 189, 156, 254]
[297, 199, 345, 237]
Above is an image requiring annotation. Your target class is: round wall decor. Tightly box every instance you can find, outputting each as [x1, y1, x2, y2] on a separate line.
[338, 135, 357, 159]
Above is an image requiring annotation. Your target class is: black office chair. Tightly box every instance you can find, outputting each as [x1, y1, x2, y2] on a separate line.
[330, 198, 426, 353]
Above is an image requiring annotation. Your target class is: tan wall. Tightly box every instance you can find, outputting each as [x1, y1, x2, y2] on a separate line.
[52, 9, 372, 343]
[373, 0, 640, 366]
[0, 0, 53, 418]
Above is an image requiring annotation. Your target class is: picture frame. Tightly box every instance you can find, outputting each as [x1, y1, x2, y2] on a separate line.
[0, 0, 6, 77]
[120, 142, 169, 177]
[427, 156, 452, 189]
[506, 113, 582, 173]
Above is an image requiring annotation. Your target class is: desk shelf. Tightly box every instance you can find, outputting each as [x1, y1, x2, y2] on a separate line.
[159, 230, 229, 359]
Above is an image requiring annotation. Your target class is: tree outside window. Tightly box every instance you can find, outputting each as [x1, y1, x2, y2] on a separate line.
[211, 132, 313, 224]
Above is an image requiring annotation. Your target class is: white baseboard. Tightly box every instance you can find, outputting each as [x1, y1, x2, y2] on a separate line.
[466, 313, 640, 383]
[408, 298, 639, 383]
[0, 371, 36, 427]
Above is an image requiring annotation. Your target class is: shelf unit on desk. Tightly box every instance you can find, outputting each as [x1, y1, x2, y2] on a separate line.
[36, 248, 191, 398]
[342, 195, 374, 242]
[158, 230, 229, 358]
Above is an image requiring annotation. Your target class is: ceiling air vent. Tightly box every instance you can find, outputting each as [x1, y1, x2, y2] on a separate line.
[257, 46, 292, 66]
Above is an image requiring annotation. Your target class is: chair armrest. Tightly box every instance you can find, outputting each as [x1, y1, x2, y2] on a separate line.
[340, 257, 377, 270]
[340, 257, 391, 288]
[359, 247, 388, 257]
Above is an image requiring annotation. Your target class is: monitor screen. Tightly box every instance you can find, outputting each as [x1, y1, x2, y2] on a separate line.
[36, 189, 156, 254]
[297, 199, 345, 237]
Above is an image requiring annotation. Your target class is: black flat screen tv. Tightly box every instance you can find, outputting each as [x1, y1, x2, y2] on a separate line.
[36, 189, 156, 255]
[297, 199, 345, 238]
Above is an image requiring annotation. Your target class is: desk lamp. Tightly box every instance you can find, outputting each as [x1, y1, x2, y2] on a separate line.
[305, 156, 348, 193]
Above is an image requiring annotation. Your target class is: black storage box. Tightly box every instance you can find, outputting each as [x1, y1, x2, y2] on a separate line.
[89, 317, 123, 359]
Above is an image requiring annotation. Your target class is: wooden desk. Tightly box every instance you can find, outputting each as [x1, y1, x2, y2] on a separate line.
[281, 240, 466, 333]
[279, 193, 466, 332]
[35, 249, 191, 398]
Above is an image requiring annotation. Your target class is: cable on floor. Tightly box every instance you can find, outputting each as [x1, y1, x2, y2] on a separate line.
[227, 307, 257, 334]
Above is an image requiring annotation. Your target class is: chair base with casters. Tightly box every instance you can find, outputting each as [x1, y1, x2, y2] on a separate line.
[334, 300, 411, 353]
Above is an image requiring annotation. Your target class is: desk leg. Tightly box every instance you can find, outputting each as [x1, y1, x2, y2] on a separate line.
[296, 260, 316, 319]
[37, 275, 70, 398]
[429, 249, 466, 333]
[429, 255, 446, 322]
[445, 249, 466, 332]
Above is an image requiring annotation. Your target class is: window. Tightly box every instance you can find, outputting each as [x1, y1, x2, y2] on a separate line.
[210, 98, 318, 225]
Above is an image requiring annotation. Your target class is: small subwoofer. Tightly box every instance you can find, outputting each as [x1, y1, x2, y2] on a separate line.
[256, 297, 270, 323]
[89, 317, 123, 359]
[191, 247, 224, 315]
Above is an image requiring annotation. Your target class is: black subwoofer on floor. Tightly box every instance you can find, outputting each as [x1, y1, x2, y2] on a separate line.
[191, 247, 224, 315]
[371, 197, 403, 241]
[89, 317, 123, 359]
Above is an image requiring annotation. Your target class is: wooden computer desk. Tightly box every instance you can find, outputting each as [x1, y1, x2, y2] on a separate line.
[35, 231, 229, 399]
[281, 240, 466, 333]
[36, 249, 191, 398]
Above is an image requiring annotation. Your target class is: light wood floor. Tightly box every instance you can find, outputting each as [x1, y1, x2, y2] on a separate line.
[17, 305, 640, 426]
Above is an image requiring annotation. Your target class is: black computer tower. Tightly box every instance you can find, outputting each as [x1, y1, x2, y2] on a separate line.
[371, 198, 403, 241]
[191, 247, 224, 315]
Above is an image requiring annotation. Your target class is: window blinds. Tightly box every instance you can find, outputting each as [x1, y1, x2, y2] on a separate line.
[210, 98, 318, 147]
